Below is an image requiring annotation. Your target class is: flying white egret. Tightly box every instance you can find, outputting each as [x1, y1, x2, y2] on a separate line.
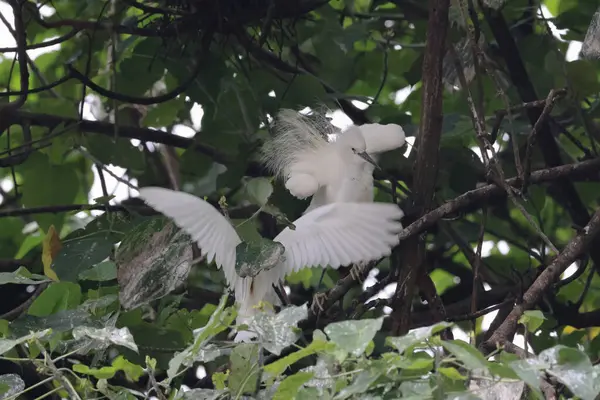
[137, 187, 404, 342]
[260, 109, 406, 212]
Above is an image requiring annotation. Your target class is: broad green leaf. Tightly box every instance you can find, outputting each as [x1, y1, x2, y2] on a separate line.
[228, 343, 260, 395]
[264, 337, 334, 377]
[83, 135, 145, 174]
[235, 238, 285, 279]
[20, 152, 79, 233]
[518, 310, 546, 333]
[27, 282, 82, 317]
[72, 326, 138, 353]
[438, 367, 466, 381]
[167, 295, 234, 380]
[538, 345, 600, 400]
[11, 309, 93, 337]
[334, 370, 381, 400]
[78, 261, 117, 281]
[0, 267, 50, 285]
[73, 356, 143, 381]
[246, 304, 308, 355]
[245, 177, 274, 207]
[118, 37, 165, 96]
[52, 235, 114, 282]
[274, 372, 314, 400]
[0, 374, 25, 399]
[387, 321, 452, 354]
[325, 317, 384, 356]
[116, 219, 192, 310]
[0, 330, 50, 355]
[441, 340, 488, 371]
[507, 358, 546, 400]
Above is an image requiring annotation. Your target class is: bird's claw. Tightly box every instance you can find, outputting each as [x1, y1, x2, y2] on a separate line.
[311, 292, 328, 314]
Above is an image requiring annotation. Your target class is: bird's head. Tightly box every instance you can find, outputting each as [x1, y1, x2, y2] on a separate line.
[339, 126, 380, 168]
[361, 123, 406, 154]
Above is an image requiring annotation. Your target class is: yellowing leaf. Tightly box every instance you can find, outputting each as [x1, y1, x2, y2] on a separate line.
[42, 225, 61, 281]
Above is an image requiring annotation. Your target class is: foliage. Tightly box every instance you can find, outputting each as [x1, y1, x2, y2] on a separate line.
[0, 0, 599, 398]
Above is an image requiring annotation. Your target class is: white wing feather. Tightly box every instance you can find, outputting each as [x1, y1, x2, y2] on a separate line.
[274, 202, 404, 273]
[137, 187, 241, 286]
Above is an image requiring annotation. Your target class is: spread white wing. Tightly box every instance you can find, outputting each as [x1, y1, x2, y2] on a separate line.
[275, 202, 404, 273]
[137, 187, 241, 285]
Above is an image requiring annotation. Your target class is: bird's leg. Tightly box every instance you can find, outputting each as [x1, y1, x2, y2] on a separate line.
[349, 261, 369, 282]
[310, 292, 328, 314]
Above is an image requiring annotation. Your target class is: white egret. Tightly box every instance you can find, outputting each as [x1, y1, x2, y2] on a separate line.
[260, 109, 406, 212]
[260, 110, 406, 296]
[137, 187, 404, 342]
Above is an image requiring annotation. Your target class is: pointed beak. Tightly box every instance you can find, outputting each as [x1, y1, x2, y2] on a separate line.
[356, 151, 381, 170]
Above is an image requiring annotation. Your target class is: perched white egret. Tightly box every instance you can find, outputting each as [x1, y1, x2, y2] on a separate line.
[260, 109, 406, 213]
[137, 187, 404, 342]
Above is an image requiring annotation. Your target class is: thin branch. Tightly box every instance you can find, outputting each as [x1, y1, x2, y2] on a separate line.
[483, 207, 600, 352]
[397, 157, 600, 242]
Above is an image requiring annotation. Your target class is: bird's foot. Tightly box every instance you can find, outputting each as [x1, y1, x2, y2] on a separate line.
[311, 292, 328, 314]
[350, 262, 367, 282]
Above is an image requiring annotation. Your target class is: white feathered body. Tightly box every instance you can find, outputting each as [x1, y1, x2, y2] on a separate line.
[261, 109, 405, 208]
[137, 187, 404, 342]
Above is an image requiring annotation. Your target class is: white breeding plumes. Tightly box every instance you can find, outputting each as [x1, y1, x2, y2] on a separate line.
[261, 109, 406, 211]
[137, 187, 404, 342]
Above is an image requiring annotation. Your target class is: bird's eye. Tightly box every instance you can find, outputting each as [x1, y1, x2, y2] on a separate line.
[351, 147, 356, 152]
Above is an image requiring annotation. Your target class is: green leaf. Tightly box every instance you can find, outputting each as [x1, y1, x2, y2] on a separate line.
[325, 317, 384, 357]
[281, 75, 329, 109]
[20, 152, 80, 233]
[518, 310, 546, 333]
[83, 135, 145, 173]
[387, 321, 452, 354]
[212, 372, 228, 390]
[167, 295, 234, 380]
[234, 238, 285, 279]
[264, 337, 334, 377]
[118, 38, 165, 96]
[245, 304, 308, 355]
[73, 355, 143, 381]
[72, 326, 138, 353]
[52, 235, 114, 282]
[334, 370, 381, 400]
[441, 340, 488, 371]
[116, 219, 192, 310]
[508, 358, 546, 400]
[0, 267, 50, 285]
[539, 345, 600, 400]
[274, 372, 314, 400]
[245, 177, 274, 207]
[0, 374, 25, 398]
[27, 282, 82, 317]
[228, 343, 260, 395]
[0, 330, 50, 355]
[438, 367, 466, 381]
[10, 309, 93, 337]
[78, 261, 117, 281]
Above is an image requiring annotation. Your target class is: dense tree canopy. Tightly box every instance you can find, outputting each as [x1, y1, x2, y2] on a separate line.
[1, 0, 600, 398]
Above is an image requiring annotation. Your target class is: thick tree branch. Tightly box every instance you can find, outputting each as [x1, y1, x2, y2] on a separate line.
[389, 0, 450, 335]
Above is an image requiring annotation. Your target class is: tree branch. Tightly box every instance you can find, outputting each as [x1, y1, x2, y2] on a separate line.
[389, 0, 450, 335]
[483, 207, 600, 352]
